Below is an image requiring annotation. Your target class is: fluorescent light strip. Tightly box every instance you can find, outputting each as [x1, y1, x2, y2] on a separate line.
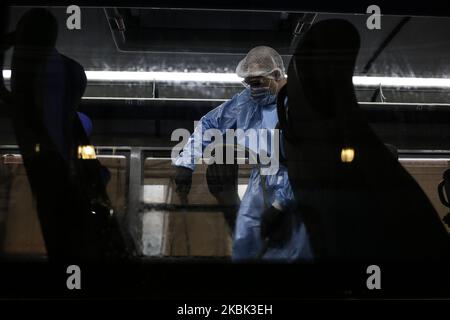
[82, 97, 228, 102]
[2, 69, 242, 82]
[400, 158, 450, 162]
[353, 76, 450, 88]
[3, 70, 450, 88]
[362, 102, 450, 106]
[86, 71, 242, 82]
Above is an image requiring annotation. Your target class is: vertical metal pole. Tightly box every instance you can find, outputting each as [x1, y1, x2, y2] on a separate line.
[127, 147, 143, 255]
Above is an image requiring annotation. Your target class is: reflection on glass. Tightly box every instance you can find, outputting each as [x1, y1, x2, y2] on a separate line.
[341, 148, 355, 163]
[78, 145, 97, 159]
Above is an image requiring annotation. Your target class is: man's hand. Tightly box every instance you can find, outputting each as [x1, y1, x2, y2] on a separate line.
[174, 166, 193, 203]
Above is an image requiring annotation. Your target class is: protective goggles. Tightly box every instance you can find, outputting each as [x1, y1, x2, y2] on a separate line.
[242, 76, 274, 88]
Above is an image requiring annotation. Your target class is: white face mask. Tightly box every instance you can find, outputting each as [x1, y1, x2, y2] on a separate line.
[250, 79, 276, 105]
[251, 90, 277, 106]
[250, 85, 271, 99]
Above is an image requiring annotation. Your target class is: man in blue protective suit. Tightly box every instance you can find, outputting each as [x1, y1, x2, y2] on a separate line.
[173, 46, 313, 261]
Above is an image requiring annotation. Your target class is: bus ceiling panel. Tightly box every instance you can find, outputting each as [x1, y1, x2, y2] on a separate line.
[104, 8, 304, 54]
[316, 14, 450, 78]
[5, 1, 450, 17]
[3, 6, 450, 79]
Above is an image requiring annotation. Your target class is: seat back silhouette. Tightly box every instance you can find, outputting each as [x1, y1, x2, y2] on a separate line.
[277, 19, 449, 260]
[438, 169, 450, 228]
[3, 9, 129, 261]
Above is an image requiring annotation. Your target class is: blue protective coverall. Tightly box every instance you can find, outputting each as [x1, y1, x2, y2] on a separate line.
[173, 88, 313, 261]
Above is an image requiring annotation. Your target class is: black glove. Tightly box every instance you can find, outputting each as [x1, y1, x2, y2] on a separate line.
[260, 205, 292, 247]
[174, 166, 193, 203]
